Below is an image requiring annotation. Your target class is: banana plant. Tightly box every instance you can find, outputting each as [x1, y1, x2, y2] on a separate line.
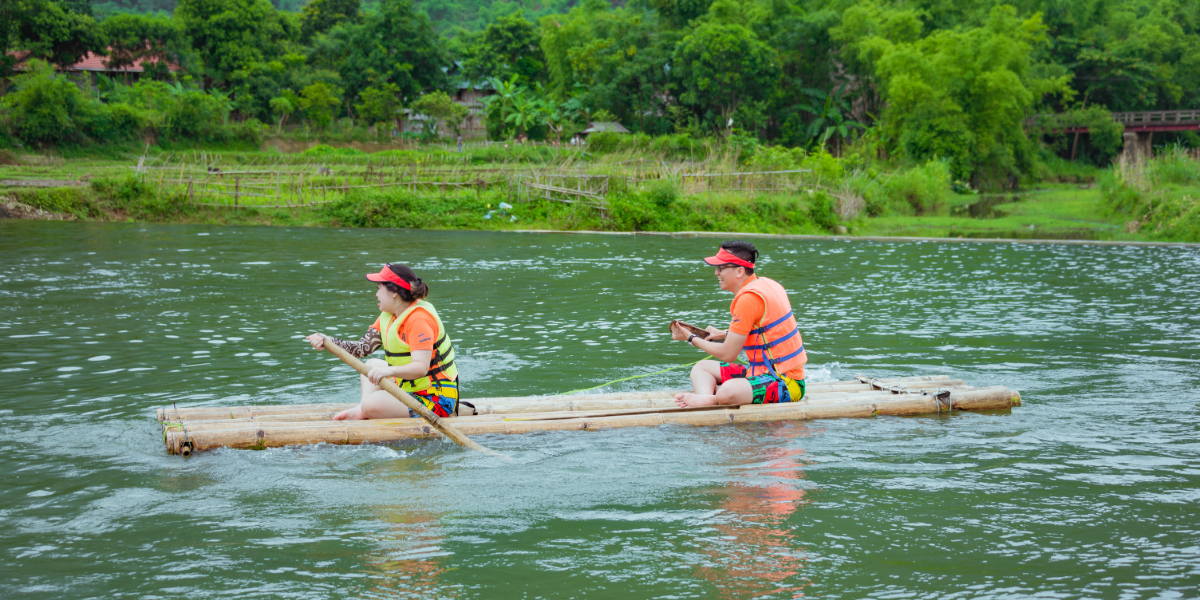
[798, 83, 863, 155]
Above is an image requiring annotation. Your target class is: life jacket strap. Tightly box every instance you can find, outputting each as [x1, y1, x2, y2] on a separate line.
[747, 345, 805, 368]
[749, 310, 794, 335]
[743, 328, 799, 351]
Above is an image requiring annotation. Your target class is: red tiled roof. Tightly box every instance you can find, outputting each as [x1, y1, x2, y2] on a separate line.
[9, 50, 181, 73]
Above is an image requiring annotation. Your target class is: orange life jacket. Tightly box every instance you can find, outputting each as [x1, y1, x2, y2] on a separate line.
[734, 276, 807, 380]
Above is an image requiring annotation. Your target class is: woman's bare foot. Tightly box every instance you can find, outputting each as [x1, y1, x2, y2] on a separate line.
[332, 406, 365, 420]
[675, 393, 717, 408]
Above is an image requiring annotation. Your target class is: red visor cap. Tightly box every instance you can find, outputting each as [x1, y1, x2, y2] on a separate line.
[703, 248, 755, 269]
[365, 264, 412, 290]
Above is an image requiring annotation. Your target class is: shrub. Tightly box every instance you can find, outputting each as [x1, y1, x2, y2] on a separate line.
[586, 132, 622, 152]
[164, 90, 222, 140]
[644, 179, 678, 208]
[301, 144, 366, 158]
[800, 149, 845, 184]
[876, 160, 951, 215]
[3, 60, 93, 147]
[808, 191, 839, 230]
[747, 145, 804, 171]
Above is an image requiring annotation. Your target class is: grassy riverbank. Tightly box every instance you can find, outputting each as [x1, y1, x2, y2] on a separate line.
[1, 146, 1192, 243]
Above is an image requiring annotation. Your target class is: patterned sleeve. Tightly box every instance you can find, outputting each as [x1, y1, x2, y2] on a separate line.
[328, 327, 382, 359]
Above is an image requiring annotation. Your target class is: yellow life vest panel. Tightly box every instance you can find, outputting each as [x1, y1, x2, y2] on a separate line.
[377, 300, 459, 393]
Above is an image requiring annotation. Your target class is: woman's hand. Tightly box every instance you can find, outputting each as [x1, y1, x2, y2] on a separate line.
[367, 364, 395, 385]
[704, 326, 727, 341]
[305, 333, 326, 350]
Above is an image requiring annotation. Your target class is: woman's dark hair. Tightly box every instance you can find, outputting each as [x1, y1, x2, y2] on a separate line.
[720, 240, 758, 275]
[381, 263, 429, 302]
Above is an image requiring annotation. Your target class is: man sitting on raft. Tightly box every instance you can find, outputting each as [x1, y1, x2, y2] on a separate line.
[671, 241, 807, 407]
[305, 263, 460, 420]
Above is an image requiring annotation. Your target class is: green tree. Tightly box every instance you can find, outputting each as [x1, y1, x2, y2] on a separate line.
[310, 0, 450, 107]
[409, 90, 469, 136]
[100, 13, 183, 77]
[859, 6, 1071, 181]
[300, 81, 342, 129]
[176, 0, 286, 86]
[355, 82, 402, 131]
[269, 90, 298, 133]
[299, 0, 360, 43]
[459, 12, 545, 85]
[673, 23, 780, 134]
[5, 0, 106, 69]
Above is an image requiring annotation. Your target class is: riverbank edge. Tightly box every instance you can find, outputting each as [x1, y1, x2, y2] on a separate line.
[503, 229, 1200, 247]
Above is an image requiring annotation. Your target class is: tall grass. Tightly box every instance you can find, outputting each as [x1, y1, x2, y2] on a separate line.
[1101, 144, 1200, 240]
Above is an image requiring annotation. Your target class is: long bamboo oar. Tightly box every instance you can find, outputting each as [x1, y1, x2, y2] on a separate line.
[319, 334, 504, 457]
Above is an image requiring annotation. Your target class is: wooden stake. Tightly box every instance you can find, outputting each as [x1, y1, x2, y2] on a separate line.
[319, 334, 504, 457]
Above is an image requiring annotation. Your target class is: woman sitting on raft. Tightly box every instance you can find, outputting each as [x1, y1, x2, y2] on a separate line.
[305, 263, 460, 420]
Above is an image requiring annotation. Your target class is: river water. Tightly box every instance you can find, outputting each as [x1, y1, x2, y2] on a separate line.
[1, 220, 1198, 599]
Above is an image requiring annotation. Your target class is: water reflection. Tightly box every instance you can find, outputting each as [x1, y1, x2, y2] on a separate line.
[696, 423, 814, 599]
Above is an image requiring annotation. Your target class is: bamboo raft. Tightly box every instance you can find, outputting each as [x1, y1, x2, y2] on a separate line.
[157, 375, 1020, 456]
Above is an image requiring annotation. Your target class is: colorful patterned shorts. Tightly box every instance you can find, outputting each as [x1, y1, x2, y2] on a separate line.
[407, 378, 459, 418]
[718, 363, 806, 404]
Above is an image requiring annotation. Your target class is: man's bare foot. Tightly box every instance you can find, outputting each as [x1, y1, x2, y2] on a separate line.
[675, 393, 718, 408]
[332, 406, 365, 420]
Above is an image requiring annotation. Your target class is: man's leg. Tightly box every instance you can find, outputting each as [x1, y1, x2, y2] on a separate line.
[676, 361, 755, 407]
[689, 360, 722, 394]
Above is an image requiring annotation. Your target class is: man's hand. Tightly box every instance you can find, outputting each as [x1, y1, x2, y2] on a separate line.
[305, 333, 326, 350]
[670, 322, 690, 341]
[704, 326, 727, 341]
[367, 364, 395, 385]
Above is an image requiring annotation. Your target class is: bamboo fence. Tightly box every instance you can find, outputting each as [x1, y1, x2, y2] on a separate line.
[159, 375, 1020, 456]
[128, 150, 816, 211]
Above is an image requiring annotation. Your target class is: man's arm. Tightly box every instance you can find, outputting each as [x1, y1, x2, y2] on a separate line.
[671, 321, 745, 362]
[692, 332, 746, 363]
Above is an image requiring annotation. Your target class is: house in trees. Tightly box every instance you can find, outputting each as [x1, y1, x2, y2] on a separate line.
[580, 122, 631, 137]
[403, 62, 493, 134]
[7, 50, 181, 91]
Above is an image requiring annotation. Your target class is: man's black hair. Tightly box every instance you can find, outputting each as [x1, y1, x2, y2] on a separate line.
[720, 240, 758, 275]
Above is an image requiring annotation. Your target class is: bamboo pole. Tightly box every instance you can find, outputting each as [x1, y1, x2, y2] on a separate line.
[163, 385, 987, 432]
[318, 333, 502, 457]
[154, 376, 961, 421]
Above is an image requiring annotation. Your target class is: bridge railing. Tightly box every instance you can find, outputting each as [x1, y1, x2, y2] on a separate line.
[1111, 110, 1200, 125]
[1026, 110, 1200, 131]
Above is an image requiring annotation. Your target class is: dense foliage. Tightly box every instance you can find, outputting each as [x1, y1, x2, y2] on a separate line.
[3, 0, 1200, 185]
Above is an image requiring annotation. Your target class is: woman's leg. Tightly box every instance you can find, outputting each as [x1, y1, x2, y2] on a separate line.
[333, 358, 388, 420]
[360, 389, 418, 419]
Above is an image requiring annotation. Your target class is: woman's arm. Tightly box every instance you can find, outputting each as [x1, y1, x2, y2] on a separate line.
[371, 350, 432, 383]
[305, 328, 382, 359]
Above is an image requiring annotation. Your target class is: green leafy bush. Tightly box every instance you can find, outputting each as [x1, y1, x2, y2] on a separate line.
[876, 160, 951, 215]
[586, 132, 622, 151]
[2, 60, 95, 147]
[644, 179, 678, 208]
[808, 191, 839, 230]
